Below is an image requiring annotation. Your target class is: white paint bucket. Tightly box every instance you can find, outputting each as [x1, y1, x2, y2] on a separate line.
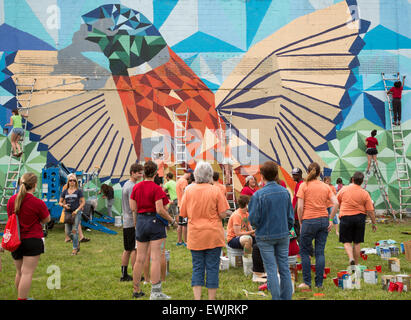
[114, 215, 122, 227]
[220, 256, 229, 271]
[242, 256, 253, 276]
[364, 269, 378, 284]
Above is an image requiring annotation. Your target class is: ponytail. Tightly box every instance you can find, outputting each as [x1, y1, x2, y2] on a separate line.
[305, 162, 321, 183]
[15, 172, 37, 214]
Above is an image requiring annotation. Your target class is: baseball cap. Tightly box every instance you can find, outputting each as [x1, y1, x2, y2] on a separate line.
[291, 168, 302, 175]
[245, 175, 254, 183]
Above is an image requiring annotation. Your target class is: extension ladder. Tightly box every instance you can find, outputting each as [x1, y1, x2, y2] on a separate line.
[382, 72, 411, 219]
[173, 109, 189, 182]
[217, 110, 236, 211]
[363, 159, 395, 219]
[0, 78, 36, 222]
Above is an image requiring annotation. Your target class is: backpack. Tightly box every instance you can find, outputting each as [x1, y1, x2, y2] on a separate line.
[1, 213, 21, 252]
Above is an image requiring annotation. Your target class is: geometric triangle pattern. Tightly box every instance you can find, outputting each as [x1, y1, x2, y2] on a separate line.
[82, 4, 167, 75]
[318, 118, 411, 210]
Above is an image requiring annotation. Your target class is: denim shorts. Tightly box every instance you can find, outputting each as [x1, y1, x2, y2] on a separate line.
[191, 247, 221, 289]
[12, 127, 24, 136]
[136, 213, 166, 242]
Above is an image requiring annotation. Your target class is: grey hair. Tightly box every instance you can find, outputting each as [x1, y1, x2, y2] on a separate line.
[194, 161, 213, 184]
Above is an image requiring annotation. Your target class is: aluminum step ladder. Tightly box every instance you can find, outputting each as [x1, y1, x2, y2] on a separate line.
[0, 78, 36, 222]
[173, 109, 189, 182]
[363, 159, 395, 219]
[382, 72, 410, 219]
[217, 110, 236, 211]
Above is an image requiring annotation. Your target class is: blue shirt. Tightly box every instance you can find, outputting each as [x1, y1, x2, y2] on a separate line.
[248, 181, 294, 241]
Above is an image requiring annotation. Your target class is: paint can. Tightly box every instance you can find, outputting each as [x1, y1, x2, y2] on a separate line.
[342, 274, 353, 290]
[114, 215, 122, 227]
[364, 269, 378, 284]
[380, 247, 391, 260]
[242, 255, 253, 276]
[389, 246, 399, 257]
[220, 256, 229, 271]
[395, 275, 410, 292]
[400, 243, 405, 254]
[388, 258, 401, 272]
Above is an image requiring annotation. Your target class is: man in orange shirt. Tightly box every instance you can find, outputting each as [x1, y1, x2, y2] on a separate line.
[329, 171, 377, 265]
[175, 168, 193, 246]
[212, 172, 227, 197]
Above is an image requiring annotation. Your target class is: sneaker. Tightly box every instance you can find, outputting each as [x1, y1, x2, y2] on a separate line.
[176, 242, 184, 246]
[132, 291, 145, 298]
[150, 292, 171, 300]
[120, 274, 133, 282]
[80, 238, 90, 243]
[350, 260, 355, 266]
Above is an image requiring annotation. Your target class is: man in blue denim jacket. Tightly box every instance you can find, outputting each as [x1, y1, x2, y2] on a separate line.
[248, 161, 294, 300]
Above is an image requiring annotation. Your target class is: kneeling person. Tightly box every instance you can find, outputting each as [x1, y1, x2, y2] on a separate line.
[226, 195, 255, 256]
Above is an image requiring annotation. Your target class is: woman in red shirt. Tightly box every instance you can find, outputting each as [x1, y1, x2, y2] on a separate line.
[365, 129, 378, 174]
[388, 77, 405, 126]
[130, 160, 177, 300]
[240, 175, 258, 196]
[7, 172, 50, 300]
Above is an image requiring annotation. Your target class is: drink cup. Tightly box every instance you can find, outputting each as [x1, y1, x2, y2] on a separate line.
[333, 277, 338, 287]
[376, 265, 382, 272]
[324, 267, 331, 274]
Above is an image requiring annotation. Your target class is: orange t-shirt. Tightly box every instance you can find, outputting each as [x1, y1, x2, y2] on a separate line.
[176, 177, 188, 207]
[337, 184, 374, 217]
[296, 180, 333, 221]
[214, 182, 227, 197]
[226, 209, 251, 243]
[327, 184, 337, 208]
[179, 184, 229, 250]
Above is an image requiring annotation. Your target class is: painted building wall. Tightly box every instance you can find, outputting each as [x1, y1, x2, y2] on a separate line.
[0, 0, 410, 211]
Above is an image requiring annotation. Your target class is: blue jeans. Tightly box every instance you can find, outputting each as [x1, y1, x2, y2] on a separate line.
[300, 217, 329, 287]
[191, 247, 221, 289]
[257, 237, 293, 300]
[65, 211, 81, 250]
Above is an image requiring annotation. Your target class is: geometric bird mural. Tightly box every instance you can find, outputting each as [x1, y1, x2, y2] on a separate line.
[1, 0, 410, 212]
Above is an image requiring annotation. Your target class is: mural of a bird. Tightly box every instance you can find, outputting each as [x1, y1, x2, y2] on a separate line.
[10, 4, 221, 181]
[7, 0, 368, 183]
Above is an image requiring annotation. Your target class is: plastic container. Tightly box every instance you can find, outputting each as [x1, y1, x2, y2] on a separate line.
[114, 216, 122, 227]
[227, 246, 243, 268]
[220, 256, 229, 271]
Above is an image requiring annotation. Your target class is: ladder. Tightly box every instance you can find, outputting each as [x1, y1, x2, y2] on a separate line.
[363, 159, 395, 219]
[0, 78, 36, 222]
[382, 72, 411, 219]
[173, 109, 189, 182]
[217, 110, 236, 211]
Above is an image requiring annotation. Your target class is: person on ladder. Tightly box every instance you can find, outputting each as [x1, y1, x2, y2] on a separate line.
[387, 75, 406, 126]
[5, 109, 28, 157]
[365, 129, 379, 175]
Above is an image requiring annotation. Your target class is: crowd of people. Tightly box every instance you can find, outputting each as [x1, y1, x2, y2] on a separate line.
[1, 156, 380, 300]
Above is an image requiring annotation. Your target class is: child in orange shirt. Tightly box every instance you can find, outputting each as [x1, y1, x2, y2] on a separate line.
[226, 195, 255, 256]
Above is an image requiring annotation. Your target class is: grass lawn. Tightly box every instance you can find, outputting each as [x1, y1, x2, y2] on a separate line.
[0, 218, 410, 300]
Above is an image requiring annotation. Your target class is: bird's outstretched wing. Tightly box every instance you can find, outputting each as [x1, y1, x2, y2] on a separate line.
[215, 1, 368, 173]
[10, 50, 137, 182]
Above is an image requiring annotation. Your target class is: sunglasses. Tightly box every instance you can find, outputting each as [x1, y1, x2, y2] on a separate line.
[69, 179, 76, 182]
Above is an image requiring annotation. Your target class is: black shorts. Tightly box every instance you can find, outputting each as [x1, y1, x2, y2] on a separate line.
[136, 214, 166, 243]
[123, 227, 136, 251]
[339, 214, 366, 244]
[366, 148, 378, 155]
[11, 238, 44, 260]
